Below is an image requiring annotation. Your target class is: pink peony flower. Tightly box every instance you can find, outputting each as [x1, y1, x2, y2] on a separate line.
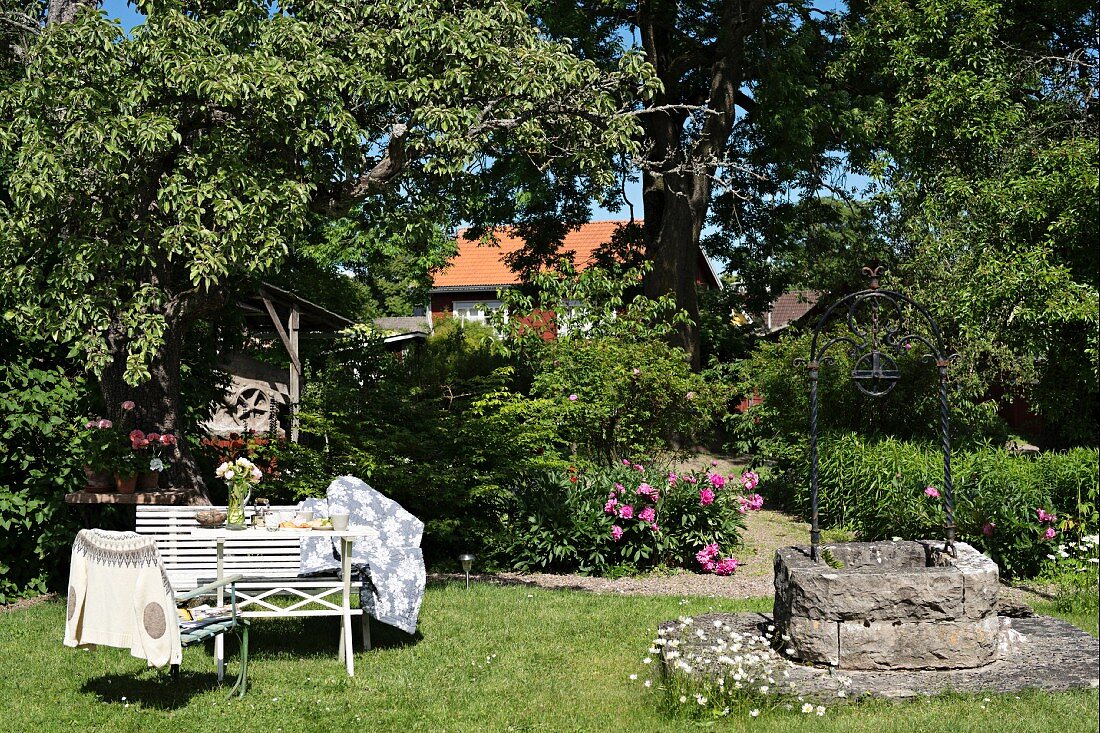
[1044, 527, 1057, 540]
[1037, 508, 1056, 524]
[707, 472, 726, 489]
[738, 494, 764, 512]
[639, 506, 656, 523]
[85, 420, 96, 429]
[713, 557, 740, 576]
[568, 394, 578, 401]
[667, 472, 678, 485]
[611, 525, 624, 542]
[121, 400, 135, 411]
[251, 467, 263, 482]
[739, 470, 760, 491]
[612, 483, 624, 496]
[699, 488, 715, 506]
[982, 522, 995, 537]
[604, 498, 619, 515]
[685, 391, 695, 401]
[633, 463, 644, 472]
[696, 544, 719, 565]
[619, 504, 634, 520]
[622, 459, 632, 466]
[684, 474, 697, 484]
[649, 523, 659, 533]
[97, 419, 112, 429]
[924, 486, 940, 499]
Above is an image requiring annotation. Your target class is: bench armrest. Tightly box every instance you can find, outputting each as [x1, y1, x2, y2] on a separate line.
[177, 574, 245, 602]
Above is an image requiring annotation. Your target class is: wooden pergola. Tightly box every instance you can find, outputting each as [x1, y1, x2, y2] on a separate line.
[237, 283, 354, 441]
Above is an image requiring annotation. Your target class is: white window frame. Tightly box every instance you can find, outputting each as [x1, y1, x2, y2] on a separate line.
[453, 300, 506, 329]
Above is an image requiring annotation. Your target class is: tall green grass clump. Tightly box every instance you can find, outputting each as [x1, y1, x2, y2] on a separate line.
[769, 435, 1098, 578]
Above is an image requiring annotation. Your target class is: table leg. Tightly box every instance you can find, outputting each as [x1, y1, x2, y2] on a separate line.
[215, 538, 225, 681]
[341, 536, 354, 676]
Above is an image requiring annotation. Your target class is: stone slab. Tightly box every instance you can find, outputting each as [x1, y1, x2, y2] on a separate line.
[785, 616, 839, 666]
[661, 612, 1099, 700]
[838, 615, 1000, 669]
[774, 541, 997, 623]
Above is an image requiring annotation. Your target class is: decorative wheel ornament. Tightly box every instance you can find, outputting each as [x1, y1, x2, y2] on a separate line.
[851, 351, 900, 396]
[234, 387, 271, 425]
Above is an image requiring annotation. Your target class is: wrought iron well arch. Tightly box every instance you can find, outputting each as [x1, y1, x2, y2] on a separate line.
[804, 266, 956, 562]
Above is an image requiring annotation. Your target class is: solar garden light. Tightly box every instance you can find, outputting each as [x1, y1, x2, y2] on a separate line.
[458, 554, 475, 589]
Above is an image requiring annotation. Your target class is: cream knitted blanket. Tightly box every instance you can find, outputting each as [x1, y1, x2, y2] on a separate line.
[64, 529, 182, 668]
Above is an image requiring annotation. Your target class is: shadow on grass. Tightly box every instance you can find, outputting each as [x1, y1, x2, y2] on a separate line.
[80, 668, 229, 709]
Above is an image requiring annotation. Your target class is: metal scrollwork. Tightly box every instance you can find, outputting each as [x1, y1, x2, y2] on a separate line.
[804, 267, 957, 562]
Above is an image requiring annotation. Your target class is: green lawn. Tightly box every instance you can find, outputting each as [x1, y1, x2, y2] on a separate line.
[0, 582, 1096, 732]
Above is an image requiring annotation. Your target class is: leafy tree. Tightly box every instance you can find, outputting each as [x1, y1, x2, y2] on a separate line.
[0, 0, 653, 496]
[839, 0, 1099, 446]
[535, 1, 847, 365]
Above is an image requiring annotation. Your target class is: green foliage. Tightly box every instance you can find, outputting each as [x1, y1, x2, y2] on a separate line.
[1038, 533, 1099, 617]
[768, 433, 1099, 578]
[726, 329, 1008, 463]
[838, 0, 1099, 446]
[0, 0, 653, 386]
[0, 329, 84, 603]
[497, 463, 748, 576]
[493, 261, 733, 463]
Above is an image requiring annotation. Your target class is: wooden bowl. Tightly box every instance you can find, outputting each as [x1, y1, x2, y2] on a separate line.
[194, 510, 227, 527]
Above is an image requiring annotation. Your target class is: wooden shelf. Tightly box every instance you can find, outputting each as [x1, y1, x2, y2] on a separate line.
[65, 490, 193, 505]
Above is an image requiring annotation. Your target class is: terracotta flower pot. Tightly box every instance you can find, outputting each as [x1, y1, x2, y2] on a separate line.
[114, 473, 138, 494]
[137, 470, 161, 490]
[83, 466, 114, 491]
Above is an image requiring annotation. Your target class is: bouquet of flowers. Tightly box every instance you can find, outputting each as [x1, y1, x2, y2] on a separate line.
[217, 457, 263, 528]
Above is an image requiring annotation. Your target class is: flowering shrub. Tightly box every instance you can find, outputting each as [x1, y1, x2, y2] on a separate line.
[629, 616, 848, 720]
[498, 462, 760, 575]
[79, 401, 179, 476]
[1039, 533, 1099, 615]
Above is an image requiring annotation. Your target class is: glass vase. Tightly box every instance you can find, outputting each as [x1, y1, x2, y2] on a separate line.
[227, 481, 250, 530]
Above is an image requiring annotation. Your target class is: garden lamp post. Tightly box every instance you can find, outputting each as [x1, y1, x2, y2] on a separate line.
[458, 554, 475, 589]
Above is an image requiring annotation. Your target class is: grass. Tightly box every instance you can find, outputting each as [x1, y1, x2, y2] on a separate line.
[0, 582, 1096, 732]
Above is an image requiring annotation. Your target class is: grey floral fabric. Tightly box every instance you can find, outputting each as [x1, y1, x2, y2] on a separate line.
[298, 476, 426, 635]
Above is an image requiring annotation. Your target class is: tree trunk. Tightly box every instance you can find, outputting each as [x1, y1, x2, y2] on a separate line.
[99, 294, 222, 506]
[641, 167, 707, 368]
[46, 0, 97, 26]
[634, 0, 766, 368]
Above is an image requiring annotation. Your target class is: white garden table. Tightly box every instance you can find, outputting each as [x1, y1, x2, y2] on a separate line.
[189, 526, 371, 676]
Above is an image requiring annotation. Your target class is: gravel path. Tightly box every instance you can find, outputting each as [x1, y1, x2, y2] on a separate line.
[458, 508, 810, 600]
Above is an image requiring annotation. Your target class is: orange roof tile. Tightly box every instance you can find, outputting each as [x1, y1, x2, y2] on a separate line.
[432, 221, 632, 289]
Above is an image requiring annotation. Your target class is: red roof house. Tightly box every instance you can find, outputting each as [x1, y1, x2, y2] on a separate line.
[430, 220, 721, 326]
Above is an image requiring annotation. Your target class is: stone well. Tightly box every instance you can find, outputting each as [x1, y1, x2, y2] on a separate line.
[773, 540, 1003, 670]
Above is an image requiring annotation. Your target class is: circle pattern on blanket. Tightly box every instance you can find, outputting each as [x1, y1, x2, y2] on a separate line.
[143, 602, 167, 639]
[66, 586, 77, 620]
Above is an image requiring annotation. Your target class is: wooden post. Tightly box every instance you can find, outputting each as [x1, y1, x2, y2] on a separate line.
[289, 307, 300, 442]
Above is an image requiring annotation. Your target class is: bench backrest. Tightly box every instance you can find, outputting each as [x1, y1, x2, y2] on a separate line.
[135, 505, 306, 591]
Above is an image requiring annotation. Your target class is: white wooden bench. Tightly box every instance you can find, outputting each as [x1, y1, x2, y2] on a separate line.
[135, 505, 371, 676]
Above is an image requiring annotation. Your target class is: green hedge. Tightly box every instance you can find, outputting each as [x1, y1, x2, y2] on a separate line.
[0, 334, 86, 602]
[769, 434, 1098, 578]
